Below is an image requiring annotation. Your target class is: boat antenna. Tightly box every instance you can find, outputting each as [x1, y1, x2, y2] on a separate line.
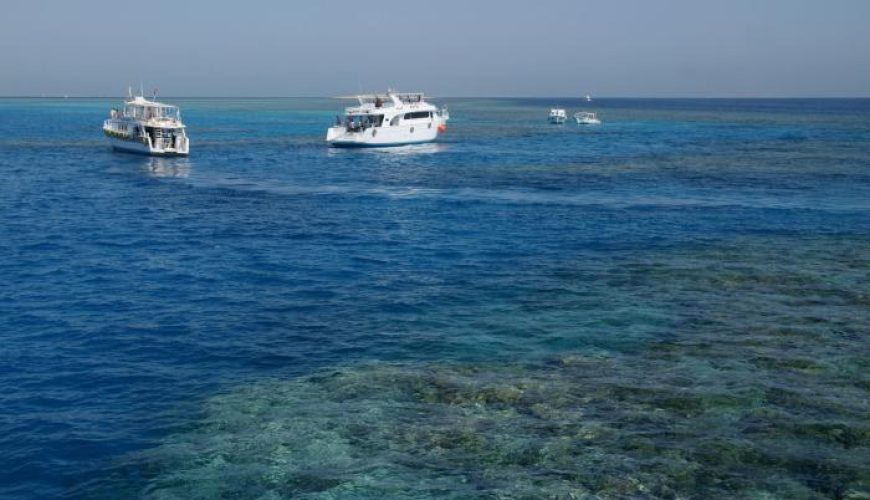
[139, 82, 144, 98]
[127, 85, 133, 99]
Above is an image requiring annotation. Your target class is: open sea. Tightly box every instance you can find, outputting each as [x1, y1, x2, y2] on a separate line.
[1, 97, 868, 499]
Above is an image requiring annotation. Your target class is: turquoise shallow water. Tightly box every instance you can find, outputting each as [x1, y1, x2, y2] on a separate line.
[0, 98, 868, 498]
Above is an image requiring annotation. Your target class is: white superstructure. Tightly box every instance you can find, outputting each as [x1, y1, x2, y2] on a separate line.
[326, 91, 449, 147]
[574, 111, 601, 125]
[103, 90, 189, 156]
[548, 108, 567, 124]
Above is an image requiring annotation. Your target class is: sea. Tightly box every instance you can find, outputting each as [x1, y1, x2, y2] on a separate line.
[0, 97, 868, 499]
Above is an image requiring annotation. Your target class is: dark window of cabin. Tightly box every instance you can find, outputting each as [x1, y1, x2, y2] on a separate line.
[403, 111, 431, 120]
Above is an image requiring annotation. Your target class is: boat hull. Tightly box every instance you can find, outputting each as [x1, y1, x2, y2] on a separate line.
[326, 124, 441, 148]
[329, 137, 438, 148]
[106, 135, 189, 156]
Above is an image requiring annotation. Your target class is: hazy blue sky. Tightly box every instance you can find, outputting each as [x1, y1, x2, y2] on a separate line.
[3, 0, 869, 97]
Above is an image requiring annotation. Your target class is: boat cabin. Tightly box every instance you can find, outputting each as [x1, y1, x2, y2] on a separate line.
[336, 92, 439, 132]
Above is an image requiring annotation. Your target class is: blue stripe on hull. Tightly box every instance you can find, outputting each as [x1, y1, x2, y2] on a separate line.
[110, 145, 188, 157]
[328, 139, 437, 149]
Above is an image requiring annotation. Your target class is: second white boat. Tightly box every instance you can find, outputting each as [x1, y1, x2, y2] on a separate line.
[574, 111, 601, 125]
[326, 91, 449, 147]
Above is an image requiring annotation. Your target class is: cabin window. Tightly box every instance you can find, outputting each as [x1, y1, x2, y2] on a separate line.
[403, 111, 431, 120]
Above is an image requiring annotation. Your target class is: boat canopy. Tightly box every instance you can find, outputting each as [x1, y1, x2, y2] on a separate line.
[350, 91, 427, 108]
[392, 92, 425, 104]
[123, 100, 180, 121]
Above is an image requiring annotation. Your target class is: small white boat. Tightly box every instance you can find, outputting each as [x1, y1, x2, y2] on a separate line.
[103, 88, 189, 156]
[548, 108, 567, 124]
[574, 111, 601, 125]
[585, 94, 593, 102]
[326, 90, 449, 148]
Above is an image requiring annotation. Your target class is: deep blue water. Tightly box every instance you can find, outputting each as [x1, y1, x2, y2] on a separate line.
[1, 98, 868, 498]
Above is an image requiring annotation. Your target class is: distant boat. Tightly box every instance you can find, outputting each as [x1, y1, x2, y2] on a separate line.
[548, 108, 567, 124]
[574, 111, 601, 125]
[585, 94, 592, 102]
[326, 90, 449, 147]
[103, 88, 189, 156]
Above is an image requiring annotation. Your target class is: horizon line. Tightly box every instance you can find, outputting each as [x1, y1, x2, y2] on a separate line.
[2, 95, 870, 100]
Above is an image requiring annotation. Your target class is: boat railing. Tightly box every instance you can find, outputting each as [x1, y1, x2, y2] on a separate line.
[103, 119, 126, 133]
[340, 115, 385, 132]
[150, 129, 184, 150]
[346, 122, 372, 133]
[395, 93, 425, 104]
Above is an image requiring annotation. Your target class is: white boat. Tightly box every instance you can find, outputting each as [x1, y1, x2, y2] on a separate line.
[326, 91, 449, 148]
[585, 94, 593, 102]
[103, 89, 189, 156]
[574, 111, 601, 125]
[548, 108, 567, 124]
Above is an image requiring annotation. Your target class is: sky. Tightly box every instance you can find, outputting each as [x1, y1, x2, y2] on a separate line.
[2, 0, 869, 97]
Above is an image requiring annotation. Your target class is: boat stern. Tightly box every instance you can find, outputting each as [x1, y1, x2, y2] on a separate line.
[326, 127, 374, 147]
[326, 126, 345, 143]
[149, 133, 189, 156]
